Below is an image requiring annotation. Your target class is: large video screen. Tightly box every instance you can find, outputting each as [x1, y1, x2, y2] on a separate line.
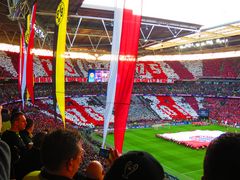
[198, 109, 209, 118]
[88, 69, 110, 82]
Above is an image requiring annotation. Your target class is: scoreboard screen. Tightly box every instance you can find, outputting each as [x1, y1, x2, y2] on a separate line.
[88, 69, 110, 82]
[198, 109, 209, 118]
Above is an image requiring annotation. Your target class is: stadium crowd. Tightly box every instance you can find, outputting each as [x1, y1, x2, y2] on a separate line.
[1, 107, 240, 180]
[1, 50, 240, 179]
[1, 81, 240, 126]
[1, 50, 240, 80]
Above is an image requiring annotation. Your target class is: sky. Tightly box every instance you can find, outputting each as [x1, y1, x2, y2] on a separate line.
[82, 0, 240, 29]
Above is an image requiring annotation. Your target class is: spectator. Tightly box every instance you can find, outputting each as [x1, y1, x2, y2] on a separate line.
[0, 107, 11, 133]
[20, 118, 34, 148]
[0, 105, 11, 180]
[202, 132, 240, 180]
[104, 150, 165, 180]
[1, 111, 27, 178]
[86, 160, 104, 180]
[15, 132, 46, 180]
[40, 129, 85, 179]
[0, 140, 11, 180]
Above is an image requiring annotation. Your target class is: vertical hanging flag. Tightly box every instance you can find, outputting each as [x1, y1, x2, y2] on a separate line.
[102, 0, 124, 148]
[26, 2, 37, 104]
[114, 0, 142, 153]
[18, 24, 24, 97]
[102, 0, 142, 153]
[53, 0, 69, 128]
[18, 23, 27, 108]
[20, 13, 30, 108]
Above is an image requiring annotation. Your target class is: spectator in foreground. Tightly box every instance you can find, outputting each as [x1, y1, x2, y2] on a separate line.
[40, 129, 84, 179]
[202, 132, 240, 180]
[20, 118, 34, 149]
[104, 150, 165, 180]
[15, 132, 46, 180]
[86, 160, 104, 180]
[0, 107, 11, 133]
[0, 105, 11, 180]
[1, 111, 27, 178]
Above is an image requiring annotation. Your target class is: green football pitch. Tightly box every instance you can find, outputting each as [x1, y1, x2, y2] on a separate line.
[95, 124, 240, 180]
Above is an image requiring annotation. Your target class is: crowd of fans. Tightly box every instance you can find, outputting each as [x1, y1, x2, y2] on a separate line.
[205, 98, 240, 126]
[1, 106, 240, 180]
[1, 80, 240, 100]
[1, 80, 240, 126]
[1, 50, 240, 81]
[1, 50, 240, 179]
[133, 81, 240, 97]
[0, 106, 108, 179]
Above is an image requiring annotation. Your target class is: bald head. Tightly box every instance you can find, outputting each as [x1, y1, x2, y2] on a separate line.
[86, 160, 104, 180]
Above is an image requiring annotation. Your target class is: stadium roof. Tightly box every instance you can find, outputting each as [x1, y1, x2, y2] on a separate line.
[82, 0, 240, 29]
[0, 0, 240, 56]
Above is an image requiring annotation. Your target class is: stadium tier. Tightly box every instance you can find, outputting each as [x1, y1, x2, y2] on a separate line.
[2, 1, 240, 180]
[1, 49, 240, 128]
[1, 51, 240, 81]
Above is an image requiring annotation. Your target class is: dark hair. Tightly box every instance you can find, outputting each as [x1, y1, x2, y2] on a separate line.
[1, 108, 10, 122]
[33, 132, 46, 149]
[11, 107, 20, 115]
[25, 118, 34, 130]
[104, 151, 165, 180]
[41, 129, 82, 171]
[10, 111, 25, 124]
[203, 132, 240, 180]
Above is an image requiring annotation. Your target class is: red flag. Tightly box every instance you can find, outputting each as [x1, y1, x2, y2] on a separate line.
[114, 0, 142, 152]
[26, 2, 37, 104]
[18, 25, 25, 96]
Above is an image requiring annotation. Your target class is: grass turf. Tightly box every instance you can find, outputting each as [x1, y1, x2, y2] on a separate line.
[94, 124, 240, 180]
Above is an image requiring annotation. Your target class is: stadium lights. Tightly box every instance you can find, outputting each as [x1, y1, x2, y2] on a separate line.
[138, 51, 240, 61]
[2, 42, 240, 61]
[31, 49, 53, 57]
[97, 54, 112, 61]
[0, 43, 20, 53]
[64, 52, 96, 60]
[97, 54, 137, 61]
[0, 43, 96, 60]
[178, 39, 227, 50]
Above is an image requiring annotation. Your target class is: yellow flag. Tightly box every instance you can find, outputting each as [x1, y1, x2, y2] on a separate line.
[26, 90, 30, 101]
[25, 14, 30, 44]
[55, 0, 69, 128]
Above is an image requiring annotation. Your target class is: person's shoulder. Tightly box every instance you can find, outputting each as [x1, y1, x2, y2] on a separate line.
[0, 139, 10, 154]
[23, 170, 41, 180]
[1, 130, 11, 135]
[74, 172, 95, 180]
[2, 130, 17, 138]
[40, 169, 72, 180]
[0, 140, 11, 180]
[1, 130, 22, 146]
[1, 130, 12, 140]
[2, 121, 11, 132]
[2, 130, 16, 135]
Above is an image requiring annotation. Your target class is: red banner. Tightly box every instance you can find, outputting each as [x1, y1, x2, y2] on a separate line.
[26, 2, 37, 103]
[114, 0, 142, 152]
[18, 25, 25, 96]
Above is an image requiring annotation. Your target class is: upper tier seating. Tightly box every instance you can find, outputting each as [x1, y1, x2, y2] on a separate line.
[1, 50, 240, 80]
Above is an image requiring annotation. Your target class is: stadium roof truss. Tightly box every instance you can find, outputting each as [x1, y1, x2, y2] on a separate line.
[1, 0, 240, 56]
[1, 0, 201, 55]
[34, 8, 201, 55]
[146, 21, 240, 51]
